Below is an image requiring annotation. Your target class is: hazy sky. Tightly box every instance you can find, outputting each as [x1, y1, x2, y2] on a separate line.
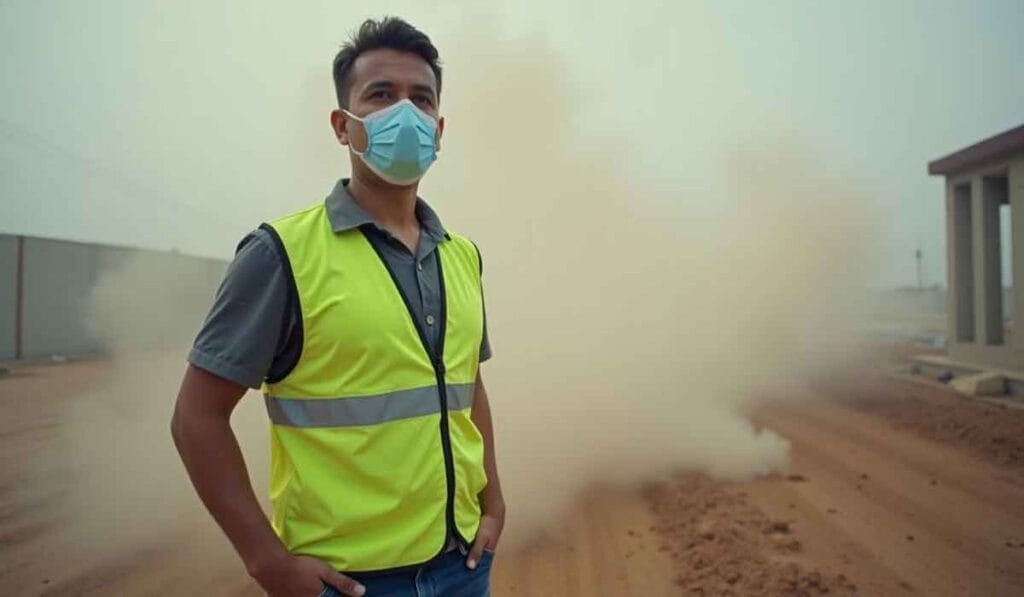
[1, 0, 1022, 288]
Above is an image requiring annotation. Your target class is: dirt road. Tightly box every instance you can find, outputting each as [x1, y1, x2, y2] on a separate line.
[738, 398, 1024, 595]
[3, 362, 1024, 595]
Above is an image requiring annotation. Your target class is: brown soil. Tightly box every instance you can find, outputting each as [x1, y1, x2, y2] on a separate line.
[829, 374, 1024, 473]
[647, 474, 856, 596]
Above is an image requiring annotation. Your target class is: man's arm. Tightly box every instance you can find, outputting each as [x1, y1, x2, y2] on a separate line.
[465, 371, 505, 569]
[173, 230, 364, 595]
[170, 365, 283, 575]
[171, 365, 365, 597]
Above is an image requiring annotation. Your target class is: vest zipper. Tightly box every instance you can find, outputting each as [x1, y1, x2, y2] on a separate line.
[361, 229, 466, 555]
[433, 254, 465, 549]
[432, 357, 464, 549]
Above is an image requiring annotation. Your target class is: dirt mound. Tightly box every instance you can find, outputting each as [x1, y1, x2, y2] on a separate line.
[832, 375, 1024, 474]
[646, 473, 857, 596]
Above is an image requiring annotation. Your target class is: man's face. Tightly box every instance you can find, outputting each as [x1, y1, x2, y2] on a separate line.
[332, 48, 444, 177]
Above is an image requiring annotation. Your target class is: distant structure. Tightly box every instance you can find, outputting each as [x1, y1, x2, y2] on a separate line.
[0, 234, 226, 361]
[927, 124, 1023, 375]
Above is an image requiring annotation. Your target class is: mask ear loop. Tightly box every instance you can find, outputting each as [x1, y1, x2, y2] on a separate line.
[341, 109, 368, 156]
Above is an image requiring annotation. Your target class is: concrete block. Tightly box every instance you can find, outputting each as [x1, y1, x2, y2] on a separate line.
[950, 372, 1007, 396]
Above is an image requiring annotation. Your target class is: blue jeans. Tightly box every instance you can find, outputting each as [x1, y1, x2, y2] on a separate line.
[320, 549, 494, 597]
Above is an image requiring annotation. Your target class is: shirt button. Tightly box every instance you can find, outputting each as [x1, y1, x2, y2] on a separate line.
[417, 262, 423, 272]
[426, 315, 435, 326]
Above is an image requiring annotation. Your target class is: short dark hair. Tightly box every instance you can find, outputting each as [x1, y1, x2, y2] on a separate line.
[332, 17, 442, 109]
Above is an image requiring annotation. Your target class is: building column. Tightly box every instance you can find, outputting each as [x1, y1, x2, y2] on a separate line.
[945, 180, 957, 346]
[950, 180, 975, 344]
[971, 176, 993, 345]
[1011, 157, 1024, 355]
[981, 176, 1006, 345]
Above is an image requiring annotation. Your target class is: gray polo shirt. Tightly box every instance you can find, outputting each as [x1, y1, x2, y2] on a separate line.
[188, 178, 491, 389]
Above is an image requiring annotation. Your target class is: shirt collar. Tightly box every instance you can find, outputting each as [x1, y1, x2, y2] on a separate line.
[324, 178, 449, 242]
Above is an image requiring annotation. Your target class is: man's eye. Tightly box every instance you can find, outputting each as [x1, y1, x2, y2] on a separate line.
[370, 90, 391, 100]
[414, 96, 434, 107]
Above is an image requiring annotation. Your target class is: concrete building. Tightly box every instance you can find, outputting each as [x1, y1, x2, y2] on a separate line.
[924, 124, 1024, 382]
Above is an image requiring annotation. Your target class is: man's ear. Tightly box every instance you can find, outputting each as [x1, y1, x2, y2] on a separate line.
[331, 109, 348, 145]
[435, 116, 445, 152]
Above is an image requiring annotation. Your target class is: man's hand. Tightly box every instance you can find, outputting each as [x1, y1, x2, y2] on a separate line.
[466, 510, 505, 570]
[250, 553, 365, 597]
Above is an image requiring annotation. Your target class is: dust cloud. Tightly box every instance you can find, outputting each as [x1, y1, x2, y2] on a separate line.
[57, 18, 881, 571]
[61, 253, 269, 563]
[429, 27, 879, 544]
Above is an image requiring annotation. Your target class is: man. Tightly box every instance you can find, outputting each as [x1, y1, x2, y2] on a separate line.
[171, 17, 505, 597]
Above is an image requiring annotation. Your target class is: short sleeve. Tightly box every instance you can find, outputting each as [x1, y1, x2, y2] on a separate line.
[480, 306, 492, 363]
[477, 245, 492, 363]
[188, 229, 301, 389]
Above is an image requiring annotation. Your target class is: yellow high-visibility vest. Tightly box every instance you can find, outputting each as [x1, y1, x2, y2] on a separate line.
[260, 202, 487, 573]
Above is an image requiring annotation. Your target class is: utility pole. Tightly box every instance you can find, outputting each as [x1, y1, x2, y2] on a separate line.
[915, 247, 924, 290]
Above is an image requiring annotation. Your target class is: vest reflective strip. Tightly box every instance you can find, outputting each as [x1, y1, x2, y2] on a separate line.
[264, 383, 475, 428]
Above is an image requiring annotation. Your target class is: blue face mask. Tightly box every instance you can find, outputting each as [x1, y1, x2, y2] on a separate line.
[343, 99, 439, 186]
